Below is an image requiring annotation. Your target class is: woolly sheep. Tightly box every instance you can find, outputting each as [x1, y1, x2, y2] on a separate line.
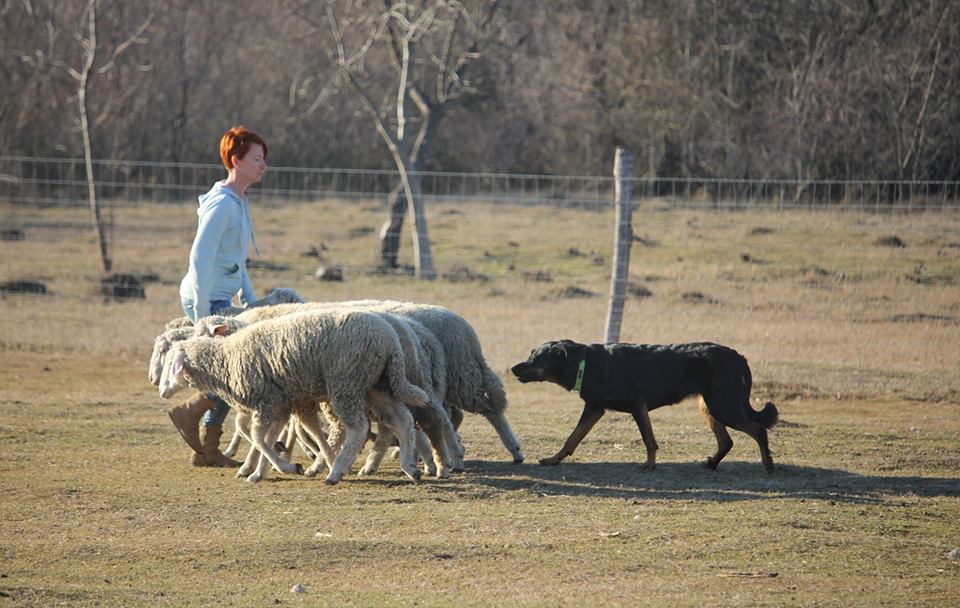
[159, 309, 430, 484]
[217, 300, 524, 464]
[366, 300, 523, 464]
[200, 312, 462, 478]
[355, 313, 463, 477]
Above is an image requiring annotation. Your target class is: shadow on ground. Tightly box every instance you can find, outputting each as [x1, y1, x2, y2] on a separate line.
[438, 459, 960, 504]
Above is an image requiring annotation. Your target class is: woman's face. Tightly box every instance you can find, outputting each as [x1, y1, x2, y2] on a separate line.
[233, 142, 267, 184]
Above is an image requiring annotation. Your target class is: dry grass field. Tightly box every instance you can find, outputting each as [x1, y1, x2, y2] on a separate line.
[1, 196, 959, 607]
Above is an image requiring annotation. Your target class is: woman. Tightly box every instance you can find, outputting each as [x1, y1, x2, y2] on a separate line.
[167, 125, 267, 467]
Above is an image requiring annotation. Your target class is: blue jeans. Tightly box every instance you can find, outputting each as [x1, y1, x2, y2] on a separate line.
[180, 297, 233, 427]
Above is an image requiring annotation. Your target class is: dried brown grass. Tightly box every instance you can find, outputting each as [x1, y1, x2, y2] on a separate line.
[0, 198, 958, 606]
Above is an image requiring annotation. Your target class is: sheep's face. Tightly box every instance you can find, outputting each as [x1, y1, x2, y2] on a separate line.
[148, 336, 171, 386]
[158, 345, 192, 399]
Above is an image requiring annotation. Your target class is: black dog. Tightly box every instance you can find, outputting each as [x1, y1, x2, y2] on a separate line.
[511, 340, 778, 472]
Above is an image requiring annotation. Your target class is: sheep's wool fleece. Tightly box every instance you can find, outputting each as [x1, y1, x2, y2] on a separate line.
[180, 309, 422, 427]
[231, 300, 507, 416]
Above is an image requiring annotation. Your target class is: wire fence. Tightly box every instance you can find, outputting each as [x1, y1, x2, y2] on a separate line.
[2, 156, 959, 402]
[2, 156, 959, 213]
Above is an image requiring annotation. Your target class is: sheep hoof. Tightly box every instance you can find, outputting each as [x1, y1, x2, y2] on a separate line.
[452, 467, 465, 474]
[246, 474, 262, 483]
[513, 453, 525, 464]
[293, 463, 305, 475]
[324, 477, 340, 486]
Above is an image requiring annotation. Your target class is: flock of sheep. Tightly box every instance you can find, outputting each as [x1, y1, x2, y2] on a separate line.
[149, 288, 524, 484]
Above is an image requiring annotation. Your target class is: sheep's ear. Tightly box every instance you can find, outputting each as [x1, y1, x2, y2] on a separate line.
[211, 324, 230, 336]
[171, 350, 189, 378]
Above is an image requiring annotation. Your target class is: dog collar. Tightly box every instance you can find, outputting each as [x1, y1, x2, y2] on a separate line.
[573, 358, 585, 394]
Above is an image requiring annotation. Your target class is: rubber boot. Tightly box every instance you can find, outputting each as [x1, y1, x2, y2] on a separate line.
[191, 425, 241, 467]
[167, 392, 216, 454]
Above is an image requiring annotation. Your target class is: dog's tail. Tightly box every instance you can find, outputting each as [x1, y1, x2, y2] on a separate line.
[747, 401, 779, 429]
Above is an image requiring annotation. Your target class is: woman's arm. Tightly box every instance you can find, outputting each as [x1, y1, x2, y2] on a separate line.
[238, 263, 256, 307]
[187, 199, 231, 320]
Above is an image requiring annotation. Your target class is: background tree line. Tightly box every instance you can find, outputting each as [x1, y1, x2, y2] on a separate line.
[4, 0, 958, 182]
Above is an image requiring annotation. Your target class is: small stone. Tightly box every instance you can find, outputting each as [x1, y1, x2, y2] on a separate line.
[314, 265, 343, 281]
[291, 583, 306, 594]
[947, 548, 960, 561]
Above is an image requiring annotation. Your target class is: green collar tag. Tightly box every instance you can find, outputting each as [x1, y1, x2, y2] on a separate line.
[573, 358, 586, 394]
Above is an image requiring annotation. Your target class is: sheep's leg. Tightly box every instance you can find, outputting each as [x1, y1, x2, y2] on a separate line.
[234, 414, 261, 478]
[275, 419, 296, 462]
[436, 405, 465, 472]
[359, 422, 395, 476]
[297, 411, 337, 478]
[319, 401, 345, 452]
[292, 418, 320, 460]
[222, 412, 246, 458]
[414, 430, 439, 477]
[485, 411, 524, 464]
[376, 403, 421, 483]
[246, 415, 304, 483]
[420, 424, 453, 479]
[249, 417, 287, 482]
[325, 416, 369, 485]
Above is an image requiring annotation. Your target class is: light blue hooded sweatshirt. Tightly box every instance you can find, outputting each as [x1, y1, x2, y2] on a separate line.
[179, 181, 259, 321]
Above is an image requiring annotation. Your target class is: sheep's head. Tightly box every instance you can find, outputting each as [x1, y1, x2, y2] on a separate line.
[148, 335, 171, 386]
[194, 315, 244, 338]
[158, 344, 192, 399]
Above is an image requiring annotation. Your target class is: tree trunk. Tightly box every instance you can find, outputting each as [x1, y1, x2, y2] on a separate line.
[377, 183, 407, 269]
[79, 0, 112, 273]
[403, 166, 436, 280]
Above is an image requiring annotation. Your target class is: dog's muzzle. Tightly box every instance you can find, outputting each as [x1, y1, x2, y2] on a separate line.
[511, 361, 542, 383]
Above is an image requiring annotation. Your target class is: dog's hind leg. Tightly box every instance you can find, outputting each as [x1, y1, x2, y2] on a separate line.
[699, 397, 733, 470]
[540, 406, 604, 466]
[730, 417, 774, 473]
[706, 400, 775, 473]
[630, 403, 659, 471]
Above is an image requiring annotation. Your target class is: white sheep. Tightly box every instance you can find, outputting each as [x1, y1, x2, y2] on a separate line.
[199, 311, 462, 478]
[159, 308, 429, 484]
[354, 313, 464, 477]
[366, 301, 523, 464]
[218, 300, 524, 464]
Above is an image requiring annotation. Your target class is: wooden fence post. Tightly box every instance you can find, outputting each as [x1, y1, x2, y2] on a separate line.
[604, 146, 634, 343]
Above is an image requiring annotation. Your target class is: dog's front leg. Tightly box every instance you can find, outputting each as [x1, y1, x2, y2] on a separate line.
[631, 403, 659, 471]
[540, 406, 605, 465]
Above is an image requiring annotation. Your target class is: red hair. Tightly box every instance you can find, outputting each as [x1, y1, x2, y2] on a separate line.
[219, 125, 268, 171]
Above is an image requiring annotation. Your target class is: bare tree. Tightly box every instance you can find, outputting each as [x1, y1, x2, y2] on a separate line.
[45, 0, 152, 272]
[312, 1, 505, 278]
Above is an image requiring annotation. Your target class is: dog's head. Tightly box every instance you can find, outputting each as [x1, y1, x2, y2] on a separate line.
[511, 339, 582, 387]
